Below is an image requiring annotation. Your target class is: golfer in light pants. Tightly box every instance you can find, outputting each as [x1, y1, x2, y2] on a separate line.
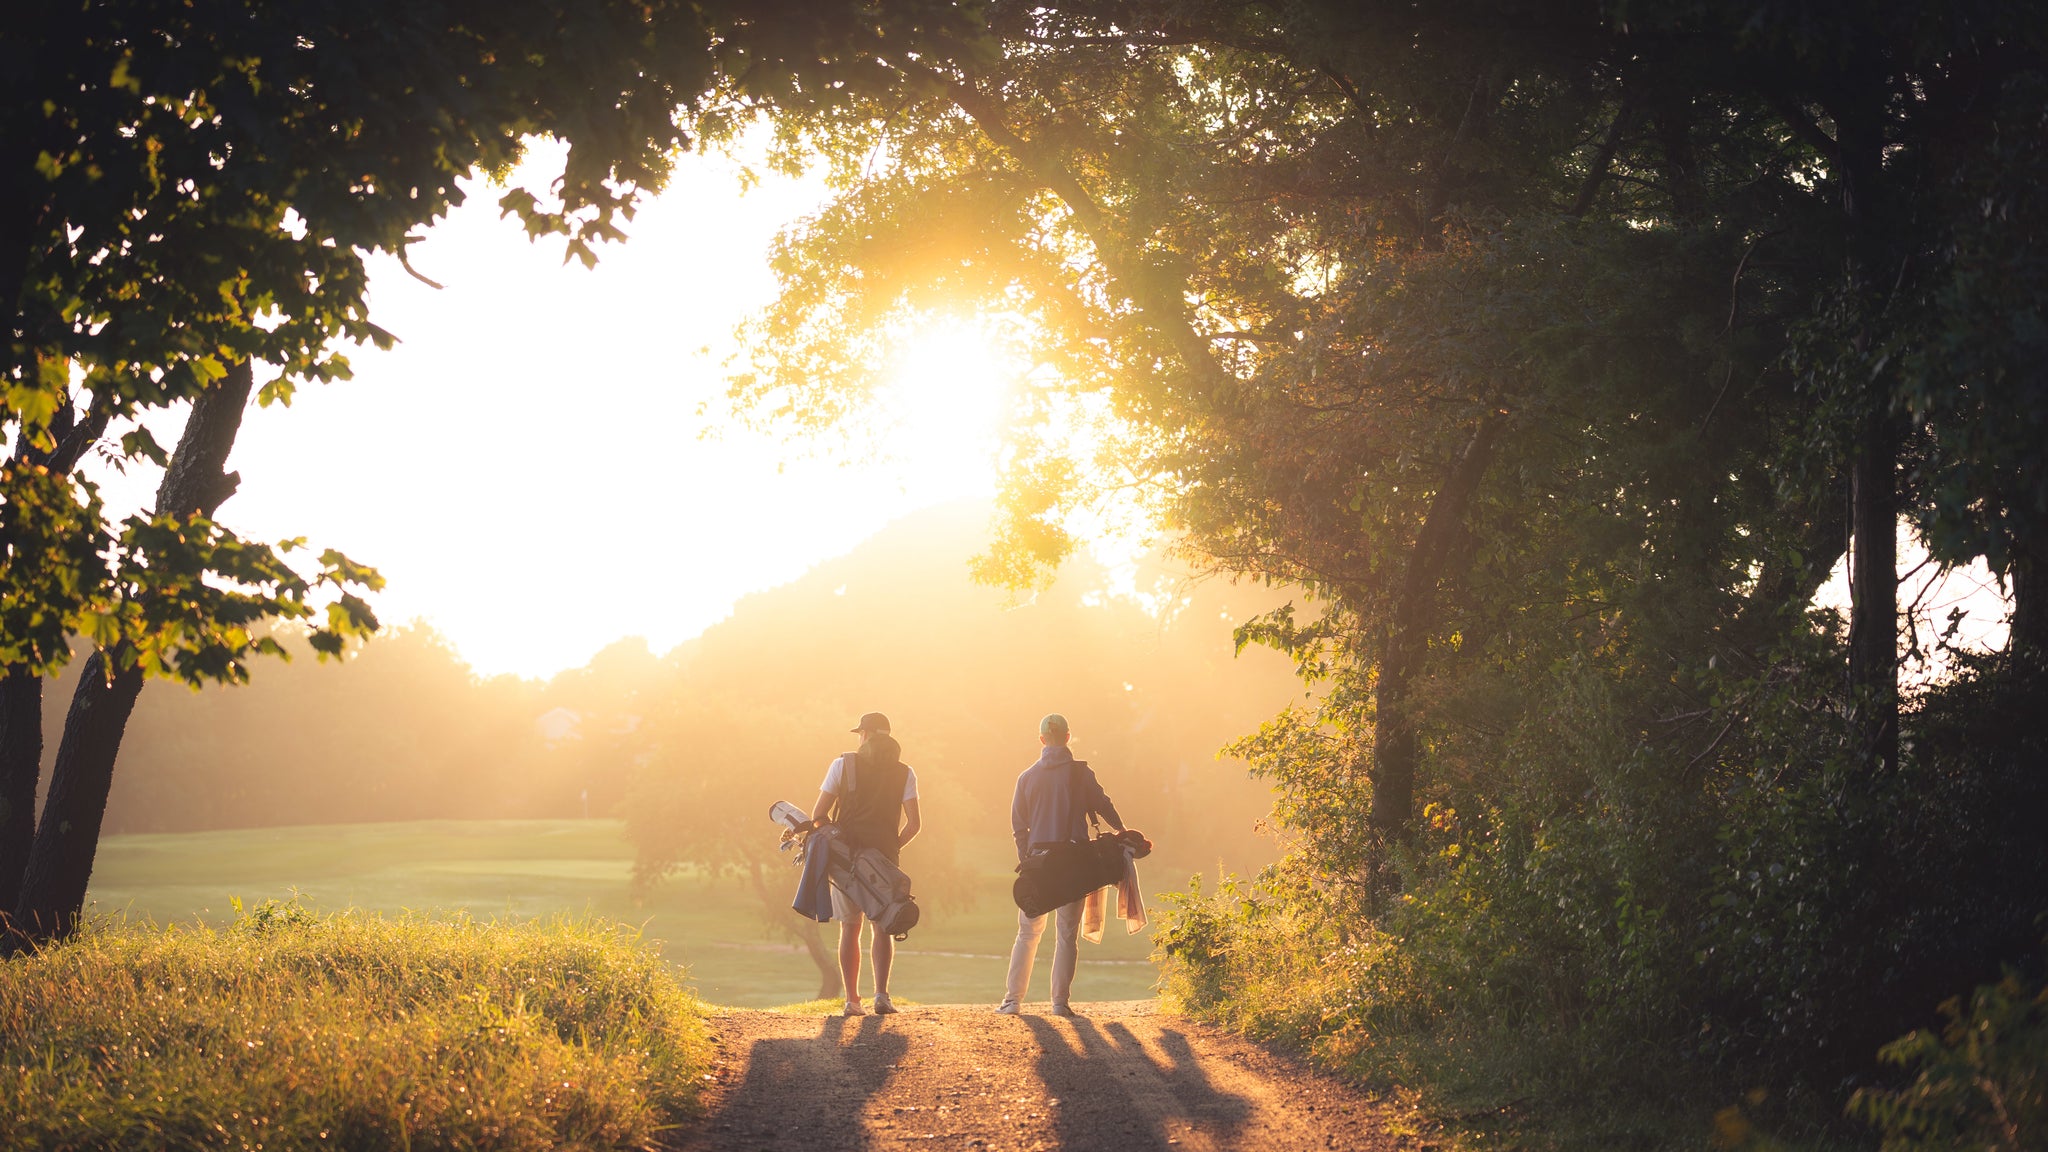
[997, 713, 1125, 1016]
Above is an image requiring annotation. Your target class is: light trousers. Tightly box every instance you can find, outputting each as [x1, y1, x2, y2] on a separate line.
[1005, 899, 1082, 1008]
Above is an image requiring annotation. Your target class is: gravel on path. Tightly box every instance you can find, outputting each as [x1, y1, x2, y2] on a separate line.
[665, 1000, 1402, 1152]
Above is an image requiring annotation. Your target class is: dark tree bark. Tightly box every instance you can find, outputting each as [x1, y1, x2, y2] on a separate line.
[0, 668, 42, 913]
[1847, 406, 1898, 769]
[10, 652, 143, 942]
[1417, 70, 1501, 248]
[1369, 414, 1503, 836]
[9, 363, 252, 947]
[0, 378, 113, 920]
[1740, 492, 1848, 640]
[1652, 89, 1705, 223]
[2010, 540, 2048, 664]
[1834, 86, 1901, 773]
[1568, 98, 1637, 218]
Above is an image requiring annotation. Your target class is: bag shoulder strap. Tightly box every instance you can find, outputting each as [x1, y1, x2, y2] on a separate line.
[1068, 760, 1105, 836]
[828, 751, 859, 822]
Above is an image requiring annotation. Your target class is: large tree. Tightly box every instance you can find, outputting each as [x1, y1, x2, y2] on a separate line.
[732, 0, 2046, 832]
[0, 0, 987, 946]
[735, 0, 1830, 829]
[725, 0, 2048, 1096]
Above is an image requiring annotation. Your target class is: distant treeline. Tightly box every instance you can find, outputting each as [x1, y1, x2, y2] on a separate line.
[67, 503, 1294, 880]
[49, 626, 559, 833]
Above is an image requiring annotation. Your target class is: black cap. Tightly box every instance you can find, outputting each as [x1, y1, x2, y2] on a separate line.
[851, 712, 891, 734]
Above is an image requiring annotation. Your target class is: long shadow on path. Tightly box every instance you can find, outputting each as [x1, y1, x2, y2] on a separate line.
[682, 1016, 908, 1151]
[1023, 1014, 1253, 1151]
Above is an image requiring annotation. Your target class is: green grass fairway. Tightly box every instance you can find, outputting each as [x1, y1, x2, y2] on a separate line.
[85, 820, 1169, 1007]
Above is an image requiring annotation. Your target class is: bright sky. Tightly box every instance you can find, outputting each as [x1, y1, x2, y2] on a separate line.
[140, 139, 1018, 678]
[84, 137, 2014, 685]
[1812, 527, 2011, 688]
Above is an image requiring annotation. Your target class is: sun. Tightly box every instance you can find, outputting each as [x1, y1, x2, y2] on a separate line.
[871, 321, 1015, 495]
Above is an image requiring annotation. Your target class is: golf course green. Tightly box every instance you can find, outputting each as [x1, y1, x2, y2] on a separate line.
[84, 819, 1164, 1006]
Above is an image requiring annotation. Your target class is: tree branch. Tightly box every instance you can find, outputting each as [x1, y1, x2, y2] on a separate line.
[1568, 99, 1636, 218]
[943, 76, 1242, 410]
[1371, 411, 1506, 835]
[1766, 92, 1840, 163]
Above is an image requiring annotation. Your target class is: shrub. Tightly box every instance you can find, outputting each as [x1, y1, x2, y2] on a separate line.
[0, 905, 711, 1151]
[1849, 968, 2048, 1152]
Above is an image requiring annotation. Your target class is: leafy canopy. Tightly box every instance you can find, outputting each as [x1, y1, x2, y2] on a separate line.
[3, 0, 988, 682]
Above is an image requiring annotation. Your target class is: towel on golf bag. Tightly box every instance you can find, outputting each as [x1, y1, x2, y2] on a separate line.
[1013, 829, 1150, 918]
[790, 823, 837, 923]
[1082, 848, 1146, 943]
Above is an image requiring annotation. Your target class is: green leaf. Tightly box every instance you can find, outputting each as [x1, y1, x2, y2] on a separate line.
[109, 54, 141, 93]
[121, 427, 170, 466]
[6, 384, 60, 444]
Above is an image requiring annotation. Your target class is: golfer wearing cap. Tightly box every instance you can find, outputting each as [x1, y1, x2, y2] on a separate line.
[998, 713, 1125, 1017]
[810, 711, 921, 1016]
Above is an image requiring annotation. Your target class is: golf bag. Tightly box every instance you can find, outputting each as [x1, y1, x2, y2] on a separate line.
[826, 834, 921, 940]
[1013, 831, 1137, 918]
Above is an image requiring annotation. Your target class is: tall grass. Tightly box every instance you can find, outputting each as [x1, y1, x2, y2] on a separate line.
[0, 904, 711, 1151]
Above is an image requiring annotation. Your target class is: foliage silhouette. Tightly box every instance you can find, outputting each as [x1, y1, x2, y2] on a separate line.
[0, 0, 990, 945]
[719, 0, 2048, 1138]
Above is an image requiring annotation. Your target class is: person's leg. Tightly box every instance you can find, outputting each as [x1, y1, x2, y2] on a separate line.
[838, 903, 867, 1009]
[872, 928, 895, 999]
[1049, 898, 1082, 1011]
[1003, 906, 1047, 1009]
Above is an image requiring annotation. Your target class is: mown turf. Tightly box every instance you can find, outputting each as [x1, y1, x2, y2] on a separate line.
[84, 819, 1164, 1007]
[0, 909, 711, 1151]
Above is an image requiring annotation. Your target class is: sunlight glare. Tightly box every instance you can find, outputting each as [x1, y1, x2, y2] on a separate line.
[870, 322, 1014, 497]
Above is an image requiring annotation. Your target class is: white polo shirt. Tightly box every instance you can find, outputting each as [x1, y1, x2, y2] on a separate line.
[821, 754, 920, 801]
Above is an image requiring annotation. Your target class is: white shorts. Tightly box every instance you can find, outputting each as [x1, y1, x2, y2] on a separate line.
[830, 886, 860, 923]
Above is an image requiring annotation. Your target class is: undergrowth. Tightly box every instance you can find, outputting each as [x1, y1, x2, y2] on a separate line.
[1152, 648, 2048, 1151]
[0, 903, 712, 1151]
[1158, 870, 2048, 1152]
[1153, 870, 1843, 1152]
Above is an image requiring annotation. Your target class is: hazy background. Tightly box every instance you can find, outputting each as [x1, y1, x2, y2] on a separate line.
[81, 136, 1047, 680]
[76, 501, 1299, 1004]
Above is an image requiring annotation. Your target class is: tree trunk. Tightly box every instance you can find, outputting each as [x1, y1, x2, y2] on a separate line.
[0, 381, 112, 933]
[8, 363, 252, 948]
[1847, 408, 1898, 771]
[1369, 414, 1503, 836]
[0, 668, 42, 914]
[796, 916, 840, 1002]
[1652, 90, 1705, 223]
[2010, 539, 2048, 665]
[748, 858, 843, 1000]
[1835, 89, 1900, 774]
[1738, 492, 1848, 643]
[8, 652, 141, 941]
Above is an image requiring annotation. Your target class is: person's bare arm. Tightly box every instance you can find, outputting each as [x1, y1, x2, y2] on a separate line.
[809, 789, 837, 826]
[778, 789, 838, 845]
[897, 797, 922, 849]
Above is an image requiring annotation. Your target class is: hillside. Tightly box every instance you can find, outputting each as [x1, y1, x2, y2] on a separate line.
[65, 502, 1299, 876]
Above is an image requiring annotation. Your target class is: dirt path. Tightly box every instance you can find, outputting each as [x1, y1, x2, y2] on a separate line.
[666, 1000, 1401, 1152]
